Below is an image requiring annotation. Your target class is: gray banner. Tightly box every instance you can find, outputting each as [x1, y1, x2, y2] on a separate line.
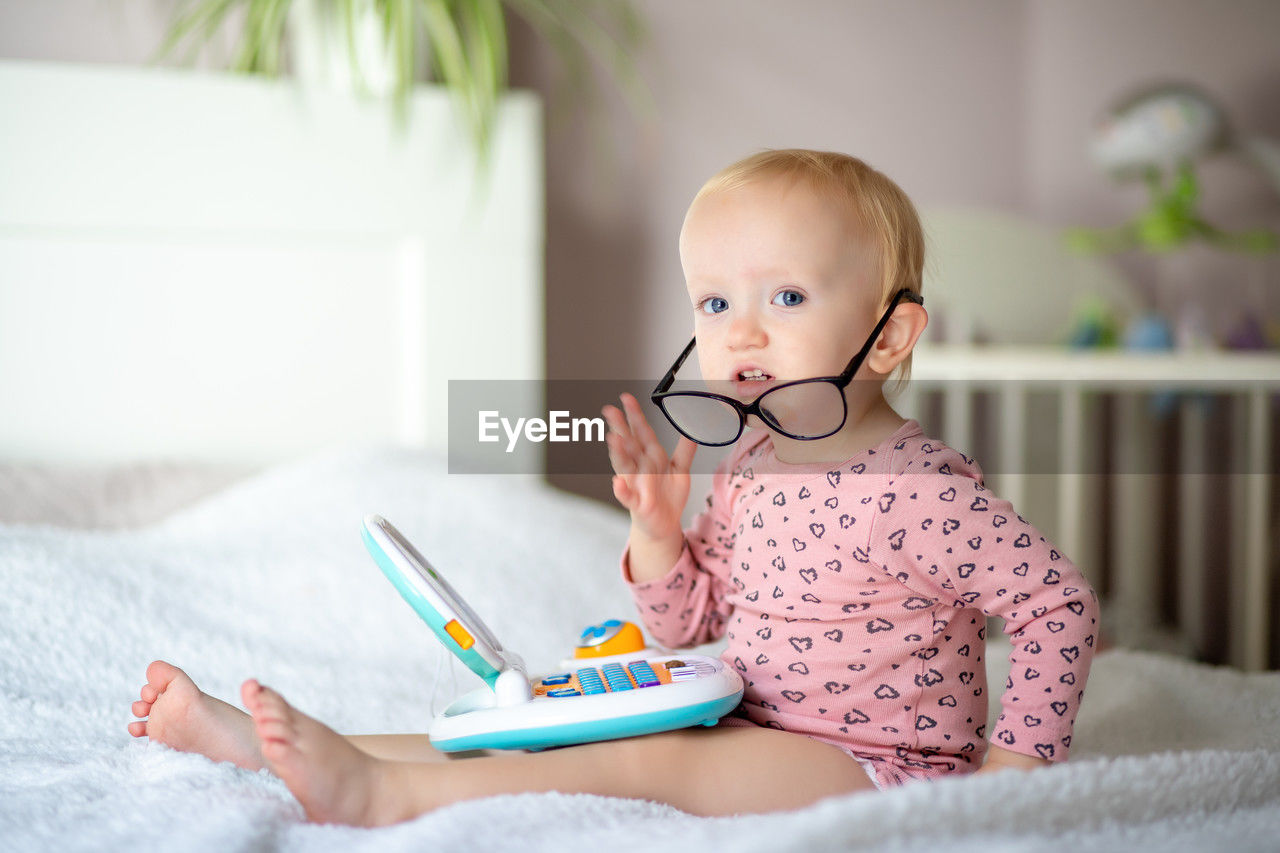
[448, 380, 1279, 476]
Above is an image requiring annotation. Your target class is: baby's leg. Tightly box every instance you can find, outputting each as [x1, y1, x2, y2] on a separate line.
[242, 679, 875, 826]
[128, 661, 452, 767]
[344, 734, 471, 763]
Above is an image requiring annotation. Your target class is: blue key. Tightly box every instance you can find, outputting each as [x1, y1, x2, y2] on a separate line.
[628, 661, 660, 687]
[542, 674, 572, 686]
[601, 663, 632, 689]
[547, 688, 581, 697]
[576, 668, 605, 694]
[605, 674, 633, 691]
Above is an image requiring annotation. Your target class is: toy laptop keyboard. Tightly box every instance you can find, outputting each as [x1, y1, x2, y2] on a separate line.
[361, 515, 744, 752]
[536, 658, 720, 697]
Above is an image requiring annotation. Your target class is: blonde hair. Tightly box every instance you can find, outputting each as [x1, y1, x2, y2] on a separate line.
[694, 149, 924, 390]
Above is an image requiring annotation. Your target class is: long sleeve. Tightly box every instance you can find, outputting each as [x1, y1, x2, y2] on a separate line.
[871, 449, 1100, 762]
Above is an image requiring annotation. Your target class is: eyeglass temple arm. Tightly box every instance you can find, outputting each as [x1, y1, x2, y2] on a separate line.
[837, 289, 923, 382]
[653, 337, 697, 394]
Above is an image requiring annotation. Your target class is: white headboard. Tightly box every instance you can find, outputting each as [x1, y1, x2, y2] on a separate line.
[0, 60, 543, 464]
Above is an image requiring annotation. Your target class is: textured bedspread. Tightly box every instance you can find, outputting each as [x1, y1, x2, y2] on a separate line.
[2, 449, 1277, 851]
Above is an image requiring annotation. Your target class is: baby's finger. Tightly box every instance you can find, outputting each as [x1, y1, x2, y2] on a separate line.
[605, 432, 638, 476]
[609, 415, 662, 475]
[620, 393, 662, 447]
[602, 403, 630, 438]
[621, 394, 669, 469]
[671, 436, 698, 473]
[606, 402, 658, 470]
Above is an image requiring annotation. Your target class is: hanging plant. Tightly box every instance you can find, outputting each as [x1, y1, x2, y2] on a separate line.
[156, 0, 646, 164]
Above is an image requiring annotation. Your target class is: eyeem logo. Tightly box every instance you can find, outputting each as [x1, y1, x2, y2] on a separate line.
[478, 410, 606, 453]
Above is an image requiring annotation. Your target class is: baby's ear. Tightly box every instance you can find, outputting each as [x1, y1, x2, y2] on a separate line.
[868, 304, 928, 374]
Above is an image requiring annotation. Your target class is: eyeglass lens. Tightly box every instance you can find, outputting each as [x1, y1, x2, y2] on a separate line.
[660, 392, 742, 445]
[757, 380, 846, 438]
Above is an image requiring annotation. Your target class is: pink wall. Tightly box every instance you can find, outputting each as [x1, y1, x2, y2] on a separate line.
[1028, 0, 1280, 227]
[3, 0, 1277, 499]
[509, 0, 1030, 382]
[504, 0, 1280, 386]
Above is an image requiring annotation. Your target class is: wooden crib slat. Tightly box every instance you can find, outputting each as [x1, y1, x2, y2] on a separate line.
[944, 382, 973, 462]
[1177, 398, 1209, 658]
[1242, 389, 1271, 671]
[1058, 386, 1086, 583]
[997, 383, 1027, 521]
[1112, 394, 1161, 643]
[1229, 396, 1248, 669]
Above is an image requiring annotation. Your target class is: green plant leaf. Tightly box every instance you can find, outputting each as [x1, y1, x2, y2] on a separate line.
[152, 0, 649, 172]
[513, 0, 650, 116]
[456, 0, 502, 161]
[419, 0, 486, 154]
[152, 0, 242, 67]
[257, 0, 292, 75]
[230, 0, 267, 72]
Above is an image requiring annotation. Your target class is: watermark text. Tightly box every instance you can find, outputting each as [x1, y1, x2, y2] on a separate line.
[478, 410, 606, 453]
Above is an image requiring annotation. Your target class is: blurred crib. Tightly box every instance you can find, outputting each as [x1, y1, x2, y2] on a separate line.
[911, 209, 1279, 671]
[901, 345, 1279, 672]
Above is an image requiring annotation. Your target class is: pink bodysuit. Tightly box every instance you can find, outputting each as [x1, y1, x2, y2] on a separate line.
[622, 419, 1099, 789]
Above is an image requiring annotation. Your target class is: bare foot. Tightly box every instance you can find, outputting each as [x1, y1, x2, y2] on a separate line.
[128, 660, 263, 771]
[242, 679, 414, 826]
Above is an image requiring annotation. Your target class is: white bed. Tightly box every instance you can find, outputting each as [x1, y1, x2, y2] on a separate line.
[2, 448, 1278, 852]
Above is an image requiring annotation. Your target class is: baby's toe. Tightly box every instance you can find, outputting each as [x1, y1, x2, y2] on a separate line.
[145, 660, 183, 691]
[255, 718, 296, 745]
[242, 679, 292, 724]
[259, 736, 295, 766]
[132, 699, 152, 718]
[140, 683, 159, 703]
[128, 720, 147, 738]
[241, 679, 265, 713]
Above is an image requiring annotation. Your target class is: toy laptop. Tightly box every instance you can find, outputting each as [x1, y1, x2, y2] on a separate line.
[361, 515, 744, 752]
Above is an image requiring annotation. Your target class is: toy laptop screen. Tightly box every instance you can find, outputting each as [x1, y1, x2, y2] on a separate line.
[366, 515, 509, 658]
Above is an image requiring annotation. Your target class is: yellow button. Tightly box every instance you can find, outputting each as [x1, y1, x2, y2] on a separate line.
[444, 618, 474, 650]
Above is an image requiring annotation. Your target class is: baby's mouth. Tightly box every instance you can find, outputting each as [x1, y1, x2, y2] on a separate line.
[733, 368, 775, 398]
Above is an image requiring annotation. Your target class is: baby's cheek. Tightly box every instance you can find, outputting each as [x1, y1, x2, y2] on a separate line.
[694, 347, 725, 384]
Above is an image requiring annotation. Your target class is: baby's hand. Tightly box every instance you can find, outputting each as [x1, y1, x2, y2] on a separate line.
[602, 392, 697, 543]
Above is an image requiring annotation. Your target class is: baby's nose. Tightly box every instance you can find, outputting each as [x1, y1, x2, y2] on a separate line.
[728, 312, 767, 349]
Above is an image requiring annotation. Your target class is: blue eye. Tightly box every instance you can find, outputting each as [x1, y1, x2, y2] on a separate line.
[773, 290, 805, 307]
[700, 297, 729, 315]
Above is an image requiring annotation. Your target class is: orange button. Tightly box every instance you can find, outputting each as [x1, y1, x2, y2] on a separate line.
[574, 621, 645, 658]
[444, 618, 474, 650]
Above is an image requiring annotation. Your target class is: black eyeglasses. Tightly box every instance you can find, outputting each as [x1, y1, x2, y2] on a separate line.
[651, 288, 924, 447]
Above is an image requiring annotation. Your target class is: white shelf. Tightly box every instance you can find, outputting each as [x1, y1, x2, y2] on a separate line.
[912, 343, 1280, 387]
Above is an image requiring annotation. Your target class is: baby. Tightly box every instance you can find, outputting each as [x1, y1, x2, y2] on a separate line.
[129, 149, 1098, 824]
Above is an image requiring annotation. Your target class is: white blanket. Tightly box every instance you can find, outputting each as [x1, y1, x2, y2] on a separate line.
[2, 449, 1278, 851]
